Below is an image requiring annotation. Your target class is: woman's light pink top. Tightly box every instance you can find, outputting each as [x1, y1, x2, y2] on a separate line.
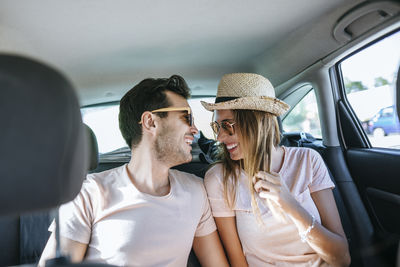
[204, 146, 335, 267]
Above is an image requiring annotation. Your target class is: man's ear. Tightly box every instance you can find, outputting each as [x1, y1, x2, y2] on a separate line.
[140, 111, 156, 132]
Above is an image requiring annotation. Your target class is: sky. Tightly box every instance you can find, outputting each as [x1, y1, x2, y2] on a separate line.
[341, 31, 400, 88]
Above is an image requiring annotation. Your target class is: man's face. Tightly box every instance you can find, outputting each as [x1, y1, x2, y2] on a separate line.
[153, 91, 198, 166]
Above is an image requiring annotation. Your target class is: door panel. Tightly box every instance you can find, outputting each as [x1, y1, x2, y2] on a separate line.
[336, 101, 400, 266]
[346, 148, 400, 235]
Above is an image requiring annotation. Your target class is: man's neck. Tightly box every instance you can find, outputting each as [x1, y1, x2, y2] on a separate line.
[127, 146, 171, 197]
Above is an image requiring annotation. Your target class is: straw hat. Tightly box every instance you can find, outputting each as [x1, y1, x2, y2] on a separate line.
[201, 73, 289, 116]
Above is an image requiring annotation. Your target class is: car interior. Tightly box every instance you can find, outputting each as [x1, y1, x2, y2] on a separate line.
[1, 1, 400, 266]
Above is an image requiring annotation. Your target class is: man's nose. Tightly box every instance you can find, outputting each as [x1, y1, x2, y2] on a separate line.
[190, 123, 199, 135]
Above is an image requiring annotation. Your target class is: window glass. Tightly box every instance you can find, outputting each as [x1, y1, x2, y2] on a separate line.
[282, 90, 322, 138]
[188, 97, 215, 139]
[81, 97, 215, 154]
[81, 104, 126, 154]
[341, 31, 400, 149]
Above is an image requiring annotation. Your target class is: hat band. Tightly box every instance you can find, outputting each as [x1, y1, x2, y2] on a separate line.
[215, 96, 238, 103]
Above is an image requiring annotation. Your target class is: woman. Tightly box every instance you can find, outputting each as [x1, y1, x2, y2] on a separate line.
[201, 73, 350, 267]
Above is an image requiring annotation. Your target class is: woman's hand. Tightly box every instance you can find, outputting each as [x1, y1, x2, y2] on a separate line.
[253, 171, 300, 222]
[254, 171, 350, 266]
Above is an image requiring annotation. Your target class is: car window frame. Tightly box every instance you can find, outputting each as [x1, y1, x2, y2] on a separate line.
[335, 27, 400, 150]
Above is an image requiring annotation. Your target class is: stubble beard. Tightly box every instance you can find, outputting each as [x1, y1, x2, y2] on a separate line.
[154, 124, 192, 166]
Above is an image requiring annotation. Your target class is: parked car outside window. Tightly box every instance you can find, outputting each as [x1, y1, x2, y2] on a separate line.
[368, 105, 400, 137]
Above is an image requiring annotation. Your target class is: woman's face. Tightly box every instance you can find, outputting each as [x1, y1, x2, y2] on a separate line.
[214, 109, 244, 161]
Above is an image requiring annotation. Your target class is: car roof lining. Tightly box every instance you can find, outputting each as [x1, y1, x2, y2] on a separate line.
[0, 0, 371, 105]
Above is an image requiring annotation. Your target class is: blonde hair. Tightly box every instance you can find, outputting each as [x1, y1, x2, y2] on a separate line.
[217, 110, 280, 223]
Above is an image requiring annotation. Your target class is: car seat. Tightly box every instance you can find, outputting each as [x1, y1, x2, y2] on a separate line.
[0, 54, 114, 267]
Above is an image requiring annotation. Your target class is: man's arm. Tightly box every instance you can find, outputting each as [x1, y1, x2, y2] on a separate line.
[38, 232, 88, 266]
[192, 230, 229, 267]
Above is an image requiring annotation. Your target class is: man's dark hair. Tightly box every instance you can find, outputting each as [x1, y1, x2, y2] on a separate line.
[119, 75, 191, 149]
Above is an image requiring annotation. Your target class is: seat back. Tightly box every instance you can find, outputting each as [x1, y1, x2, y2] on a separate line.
[86, 124, 99, 172]
[0, 54, 91, 266]
[0, 54, 88, 216]
[0, 123, 100, 266]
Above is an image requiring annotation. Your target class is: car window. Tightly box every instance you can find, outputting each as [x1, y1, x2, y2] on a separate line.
[340, 31, 400, 149]
[381, 107, 393, 117]
[188, 97, 215, 139]
[282, 89, 322, 138]
[81, 104, 126, 154]
[81, 97, 215, 154]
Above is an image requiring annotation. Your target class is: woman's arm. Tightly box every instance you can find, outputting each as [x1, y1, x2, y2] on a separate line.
[291, 189, 351, 267]
[193, 230, 229, 267]
[254, 172, 350, 267]
[307, 189, 351, 266]
[215, 216, 249, 267]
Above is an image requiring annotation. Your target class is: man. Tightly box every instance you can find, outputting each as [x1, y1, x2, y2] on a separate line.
[39, 75, 228, 266]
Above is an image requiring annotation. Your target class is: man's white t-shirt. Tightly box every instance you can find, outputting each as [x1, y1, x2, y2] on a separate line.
[50, 164, 216, 266]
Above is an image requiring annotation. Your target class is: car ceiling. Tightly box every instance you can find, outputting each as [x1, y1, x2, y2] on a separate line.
[0, 0, 364, 106]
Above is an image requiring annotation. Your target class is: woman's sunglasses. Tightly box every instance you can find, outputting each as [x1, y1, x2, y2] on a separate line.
[210, 120, 236, 136]
[140, 107, 193, 126]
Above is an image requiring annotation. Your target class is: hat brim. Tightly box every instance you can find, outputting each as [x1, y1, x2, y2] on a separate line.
[200, 96, 290, 116]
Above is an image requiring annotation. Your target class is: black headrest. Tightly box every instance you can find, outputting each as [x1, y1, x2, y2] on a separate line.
[84, 124, 99, 171]
[0, 55, 88, 216]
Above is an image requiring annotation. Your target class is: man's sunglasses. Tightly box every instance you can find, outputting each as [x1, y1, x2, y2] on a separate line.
[140, 107, 193, 126]
[210, 120, 236, 136]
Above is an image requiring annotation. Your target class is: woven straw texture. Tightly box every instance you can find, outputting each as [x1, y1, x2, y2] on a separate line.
[201, 73, 290, 116]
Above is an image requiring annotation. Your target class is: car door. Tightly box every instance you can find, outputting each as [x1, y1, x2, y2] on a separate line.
[334, 29, 400, 267]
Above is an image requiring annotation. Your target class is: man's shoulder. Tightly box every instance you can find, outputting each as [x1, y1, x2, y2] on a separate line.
[170, 168, 203, 181]
[169, 169, 204, 188]
[169, 169, 209, 207]
[85, 164, 127, 187]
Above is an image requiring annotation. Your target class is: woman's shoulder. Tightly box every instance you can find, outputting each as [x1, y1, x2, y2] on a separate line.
[205, 163, 224, 177]
[204, 163, 225, 188]
[284, 146, 320, 160]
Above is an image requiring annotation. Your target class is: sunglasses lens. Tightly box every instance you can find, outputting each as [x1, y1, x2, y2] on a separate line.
[210, 122, 219, 134]
[189, 114, 193, 126]
[183, 112, 193, 126]
[210, 121, 235, 136]
[222, 121, 234, 135]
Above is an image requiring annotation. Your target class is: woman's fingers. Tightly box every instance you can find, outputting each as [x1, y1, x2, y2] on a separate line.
[254, 179, 280, 193]
[255, 171, 281, 185]
[252, 175, 258, 185]
[259, 190, 277, 200]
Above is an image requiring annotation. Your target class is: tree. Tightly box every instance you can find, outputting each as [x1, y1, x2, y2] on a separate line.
[374, 77, 389, 87]
[344, 77, 368, 94]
